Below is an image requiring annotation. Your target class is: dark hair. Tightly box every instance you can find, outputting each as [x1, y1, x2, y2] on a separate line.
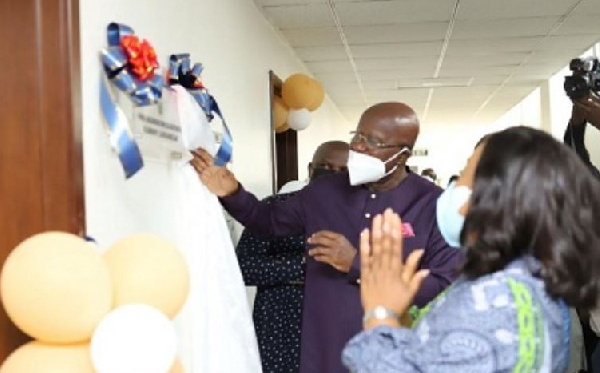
[462, 126, 600, 310]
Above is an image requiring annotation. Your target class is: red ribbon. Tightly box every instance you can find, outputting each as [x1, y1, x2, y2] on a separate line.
[120, 35, 159, 81]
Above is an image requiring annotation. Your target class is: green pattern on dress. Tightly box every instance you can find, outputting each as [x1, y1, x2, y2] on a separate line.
[507, 277, 545, 373]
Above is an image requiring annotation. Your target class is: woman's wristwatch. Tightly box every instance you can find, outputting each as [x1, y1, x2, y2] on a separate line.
[363, 305, 401, 325]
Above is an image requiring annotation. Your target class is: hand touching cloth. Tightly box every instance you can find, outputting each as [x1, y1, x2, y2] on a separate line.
[360, 209, 429, 330]
[190, 148, 239, 197]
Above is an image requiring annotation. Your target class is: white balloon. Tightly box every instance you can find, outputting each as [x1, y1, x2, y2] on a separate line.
[287, 108, 312, 131]
[90, 305, 177, 373]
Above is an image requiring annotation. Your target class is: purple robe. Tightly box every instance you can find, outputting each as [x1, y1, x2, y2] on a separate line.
[220, 172, 464, 373]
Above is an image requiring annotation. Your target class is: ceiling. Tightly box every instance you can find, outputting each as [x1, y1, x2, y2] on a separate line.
[253, 0, 600, 126]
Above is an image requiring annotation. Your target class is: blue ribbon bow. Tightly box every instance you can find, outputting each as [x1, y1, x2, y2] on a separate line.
[101, 23, 163, 106]
[169, 54, 233, 166]
[99, 23, 164, 178]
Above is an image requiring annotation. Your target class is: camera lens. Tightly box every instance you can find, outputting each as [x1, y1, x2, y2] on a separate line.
[564, 76, 590, 100]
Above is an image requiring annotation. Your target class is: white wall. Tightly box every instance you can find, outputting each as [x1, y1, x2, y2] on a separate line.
[80, 0, 350, 248]
[408, 124, 494, 186]
[408, 89, 542, 187]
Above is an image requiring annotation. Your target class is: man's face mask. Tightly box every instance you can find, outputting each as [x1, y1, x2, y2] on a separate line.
[436, 181, 472, 248]
[310, 167, 340, 181]
[347, 148, 410, 186]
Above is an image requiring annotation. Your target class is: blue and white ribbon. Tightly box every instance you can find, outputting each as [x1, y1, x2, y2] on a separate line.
[100, 77, 144, 178]
[99, 22, 164, 178]
[169, 54, 233, 166]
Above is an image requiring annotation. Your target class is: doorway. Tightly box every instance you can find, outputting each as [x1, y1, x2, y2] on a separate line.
[0, 0, 84, 361]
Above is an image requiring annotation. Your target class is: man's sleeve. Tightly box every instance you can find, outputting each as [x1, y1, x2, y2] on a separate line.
[219, 184, 306, 237]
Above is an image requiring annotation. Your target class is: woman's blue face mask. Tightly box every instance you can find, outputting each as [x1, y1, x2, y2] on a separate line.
[436, 182, 471, 248]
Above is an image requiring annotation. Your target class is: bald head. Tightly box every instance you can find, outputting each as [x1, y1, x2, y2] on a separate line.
[312, 141, 349, 164]
[309, 141, 350, 181]
[357, 102, 420, 149]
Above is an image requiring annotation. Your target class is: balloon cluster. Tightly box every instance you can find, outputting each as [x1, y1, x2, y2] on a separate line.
[0, 232, 190, 373]
[274, 74, 325, 133]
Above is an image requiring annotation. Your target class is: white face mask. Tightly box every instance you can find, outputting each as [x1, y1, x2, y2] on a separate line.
[436, 181, 472, 248]
[348, 148, 409, 186]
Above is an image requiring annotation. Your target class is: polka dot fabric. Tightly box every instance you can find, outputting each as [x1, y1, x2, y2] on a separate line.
[236, 192, 305, 373]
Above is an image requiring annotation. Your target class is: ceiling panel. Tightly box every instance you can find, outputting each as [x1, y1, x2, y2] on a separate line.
[359, 68, 437, 80]
[355, 57, 438, 71]
[446, 37, 542, 54]
[322, 79, 398, 92]
[509, 76, 547, 86]
[489, 87, 538, 101]
[442, 52, 529, 67]
[344, 23, 449, 44]
[295, 46, 348, 61]
[396, 76, 475, 88]
[305, 60, 355, 73]
[361, 80, 398, 90]
[314, 72, 364, 85]
[281, 27, 341, 47]
[430, 86, 499, 103]
[337, 0, 455, 26]
[327, 93, 366, 106]
[530, 49, 592, 62]
[439, 65, 522, 77]
[554, 15, 600, 36]
[253, 0, 600, 126]
[512, 63, 566, 77]
[572, 0, 600, 16]
[526, 52, 578, 66]
[351, 42, 443, 59]
[470, 75, 511, 86]
[539, 34, 600, 50]
[458, 0, 580, 20]
[262, 3, 333, 29]
[369, 89, 432, 104]
[424, 111, 481, 125]
[452, 17, 560, 39]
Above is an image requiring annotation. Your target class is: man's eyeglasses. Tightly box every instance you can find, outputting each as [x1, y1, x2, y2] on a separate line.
[349, 131, 408, 150]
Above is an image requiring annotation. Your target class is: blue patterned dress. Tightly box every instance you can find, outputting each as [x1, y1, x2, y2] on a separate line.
[343, 258, 571, 372]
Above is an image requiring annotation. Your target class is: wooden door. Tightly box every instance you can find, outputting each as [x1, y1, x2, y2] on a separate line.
[269, 71, 299, 193]
[0, 0, 84, 361]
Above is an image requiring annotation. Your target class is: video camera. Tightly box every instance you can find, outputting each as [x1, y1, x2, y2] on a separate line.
[564, 57, 600, 100]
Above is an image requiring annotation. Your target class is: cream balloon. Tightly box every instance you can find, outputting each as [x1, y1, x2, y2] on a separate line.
[169, 358, 185, 373]
[90, 304, 178, 373]
[287, 108, 312, 131]
[306, 79, 325, 111]
[273, 96, 289, 131]
[275, 121, 290, 133]
[282, 74, 317, 109]
[0, 342, 95, 373]
[0, 232, 112, 343]
[104, 233, 190, 318]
